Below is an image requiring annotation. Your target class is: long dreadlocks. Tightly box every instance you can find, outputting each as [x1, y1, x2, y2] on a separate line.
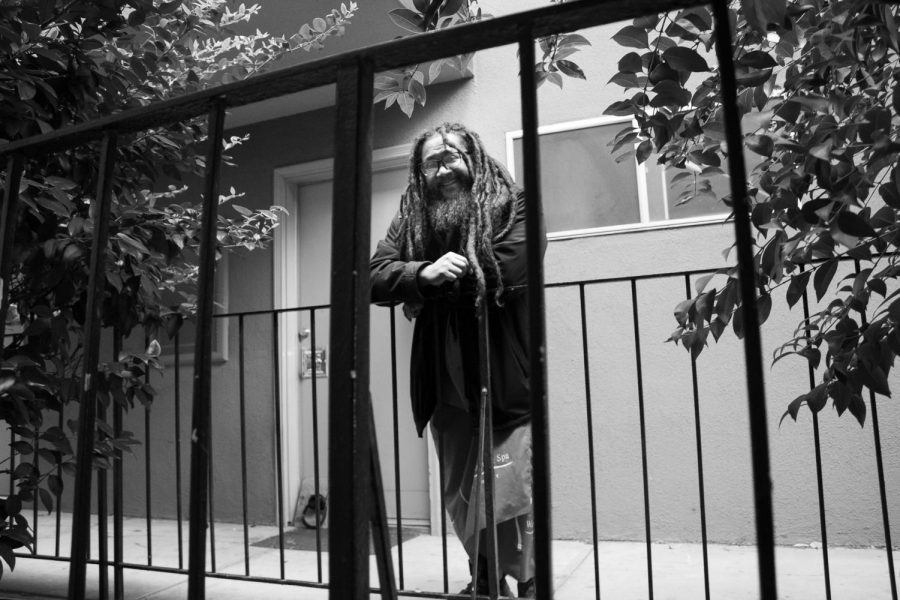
[399, 122, 519, 309]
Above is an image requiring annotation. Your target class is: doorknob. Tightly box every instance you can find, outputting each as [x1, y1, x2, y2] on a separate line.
[299, 329, 310, 341]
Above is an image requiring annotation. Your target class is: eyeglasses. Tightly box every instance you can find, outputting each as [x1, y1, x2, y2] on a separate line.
[420, 152, 463, 176]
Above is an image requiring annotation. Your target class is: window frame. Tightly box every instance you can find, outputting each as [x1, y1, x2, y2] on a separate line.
[505, 116, 730, 240]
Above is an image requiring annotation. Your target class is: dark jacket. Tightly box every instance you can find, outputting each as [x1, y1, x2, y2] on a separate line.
[370, 189, 546, 437]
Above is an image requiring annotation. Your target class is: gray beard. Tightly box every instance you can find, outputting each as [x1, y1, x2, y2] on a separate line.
[426, 189, 471, 236]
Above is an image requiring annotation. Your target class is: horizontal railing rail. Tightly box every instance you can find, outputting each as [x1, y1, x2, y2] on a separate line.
[0, 0, 704, 161]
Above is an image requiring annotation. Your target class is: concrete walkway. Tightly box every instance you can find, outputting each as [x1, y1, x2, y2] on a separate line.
[1, 515, 897, 599]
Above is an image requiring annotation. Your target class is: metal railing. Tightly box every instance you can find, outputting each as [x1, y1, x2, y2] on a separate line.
[0, 0, 774, 598]
[6, 264, 899, 598]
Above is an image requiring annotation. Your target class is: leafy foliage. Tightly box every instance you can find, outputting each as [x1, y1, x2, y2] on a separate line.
[605, 0, 899, 426]
[381, 0, 590, 117]
[0, 0, 353, 576]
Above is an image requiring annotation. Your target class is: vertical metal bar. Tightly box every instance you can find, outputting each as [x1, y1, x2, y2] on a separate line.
[389, 306, 405, 589]
[578, 284, 601, 600]
[144, 393, 153, 566]
[683, 276, 710, 600]
[710, 1, 777, 596]
[0, 154, 24, 343]
[98, 401, 109, 600]
[174, 332, 185, 569]
[518, 26, 553, 600]
[272, 310, 286, 580]
[68, 130, 118, 600]
[329, 57, 374, 600]
[310, 308, 324, 582]
[187, 99, 227, 600]
[238, 315, 251, 576]
[630, 280, 654, 600]
[869, 392, 897, 599]
[7, 431, 13, 499]
[32, 429, 39, 555]
[368, 393, 398, 600]
[55, 410, 63, 558]
[798, 267, 832, 600]
[112, 333, 124, 600]
[475, 309, 499, 599]
[852, 260, 897, 600]
[208, 380, 217, 574]
[439, 441, 449, 594]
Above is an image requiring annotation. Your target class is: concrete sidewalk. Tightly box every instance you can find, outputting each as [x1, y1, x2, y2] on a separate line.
[1, 515, 897, 598]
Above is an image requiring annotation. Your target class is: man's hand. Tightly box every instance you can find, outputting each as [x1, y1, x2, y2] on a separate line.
[418, 252, 469, 287]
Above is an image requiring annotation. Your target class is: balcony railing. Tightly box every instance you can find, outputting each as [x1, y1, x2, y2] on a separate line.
[5, 265, 899, 599]
[0, 0, 781, 598]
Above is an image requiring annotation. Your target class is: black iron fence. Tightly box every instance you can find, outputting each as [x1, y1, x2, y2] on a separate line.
[0, 0, 781, 598]
[5, 265, 899, 598]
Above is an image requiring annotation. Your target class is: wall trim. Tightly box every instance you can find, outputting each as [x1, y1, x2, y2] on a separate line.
[271, 143, 412, 526]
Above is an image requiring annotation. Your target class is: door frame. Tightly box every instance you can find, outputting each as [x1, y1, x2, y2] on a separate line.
[272, 145, 442, 530]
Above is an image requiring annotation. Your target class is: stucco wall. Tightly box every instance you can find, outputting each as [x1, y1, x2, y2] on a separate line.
[93, 0, 900, 548]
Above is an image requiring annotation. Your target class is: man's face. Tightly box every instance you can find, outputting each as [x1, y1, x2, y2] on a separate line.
[420, 133, 471, 199]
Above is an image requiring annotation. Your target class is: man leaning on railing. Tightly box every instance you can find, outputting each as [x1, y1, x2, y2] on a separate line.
[371, 122, 546, 598]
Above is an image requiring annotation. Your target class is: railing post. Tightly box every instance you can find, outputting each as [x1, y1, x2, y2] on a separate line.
[0, 154, 24, 342]
[187, 98, 227, 600]
[518, 26, 553, 600]
[329, 57, 374, 599]
[68, 131, 118, 600]
[710, 0, 777, 597]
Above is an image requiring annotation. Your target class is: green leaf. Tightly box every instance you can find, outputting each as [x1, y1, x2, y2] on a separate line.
[0, 541, 14, 571]
[848, 395, 866, 427]
[858, 108, 892, 143]
[696, 289, 716, 322]
[5, 496, 21, 517]
[613, 25, 649, 49]
[558, 33, 592, 48]
[397, 91, 414, 117]
[694, 272, 715, 294]
[786, 270, 811, 308]
[780, 392, 804, 425]
[746, 134, 773, 157]
[737, 50, 777, 68]
[608, 72, 640, 88]
[388, 8, 425, 33]
[604, 100, 636, 116]
[556, 60, 585, 79]
[662, 46, 709, 72]
[893, 81, 900, 117]
[17, 80, 36, 101]
[836, 211, 876, 238]
[741, 0, 786, 33]
[38, 487, 53, 513]
[757, 292, 772, 324]
[159, 0, 180, 14]
[440, 0, 465, 16]
[633, 14, 660, 29]
[635, 139, 653, 164]
[734, 66, 773, 87]
[650, 80, 691, 107]
[618, 52, 643, 74]
[807, 384, 828, 413]
[813, 259, 838, 301]
[880, 183, 900, 209]
[809, 138, 832, 160]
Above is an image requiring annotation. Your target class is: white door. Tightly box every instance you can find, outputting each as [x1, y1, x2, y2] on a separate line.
[273, 148, 431, 528]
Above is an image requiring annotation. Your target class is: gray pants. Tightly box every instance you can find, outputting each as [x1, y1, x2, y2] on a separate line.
[431, 404, 535, 583]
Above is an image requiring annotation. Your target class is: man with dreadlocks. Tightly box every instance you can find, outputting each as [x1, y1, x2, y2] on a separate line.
[371, 123, 544, 598]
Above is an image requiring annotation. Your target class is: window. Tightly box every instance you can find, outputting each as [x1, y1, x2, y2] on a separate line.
[506, 117, 730, 238]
